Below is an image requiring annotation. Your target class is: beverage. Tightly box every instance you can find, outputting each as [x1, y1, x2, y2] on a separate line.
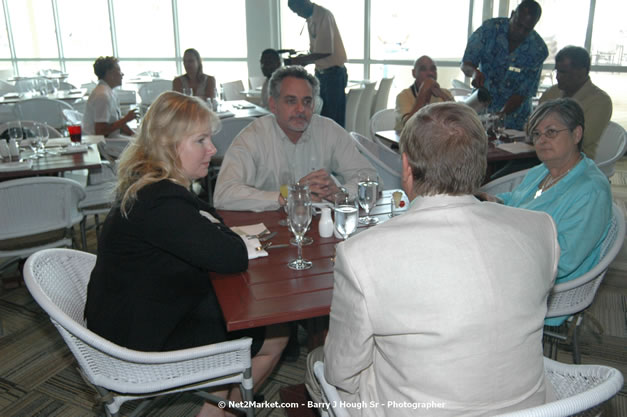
[68, 125, 82, 144]
[280, 184, 289, 199]
[358, 180, 378, 212]
[334, 205, 358, 238]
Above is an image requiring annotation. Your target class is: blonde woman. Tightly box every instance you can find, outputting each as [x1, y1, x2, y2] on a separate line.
[85, 91, 288, 417]
[173, 48, 217, 100]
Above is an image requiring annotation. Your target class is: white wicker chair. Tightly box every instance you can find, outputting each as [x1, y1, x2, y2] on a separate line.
[355, 81, 376, 137]
[0, 177, 85, 274]
[369, 108, 396, 147]
[314, 358, 623, 417]
[593, 121, 626, 178]
[351, 131, 401, 190]
[344, 88, 364, 134]
[14, 97, 74, 130]
[479, 168, 531, 195]
[544, 202, 625, 364]
[138, 80, 172, 115]
[371, 77, 394, 117]
[23, 249, 255, 417]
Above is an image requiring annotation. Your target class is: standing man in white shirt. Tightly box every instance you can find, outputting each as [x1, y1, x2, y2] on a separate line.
[214, 65, 374, 212]
[286, 0, 348, 127]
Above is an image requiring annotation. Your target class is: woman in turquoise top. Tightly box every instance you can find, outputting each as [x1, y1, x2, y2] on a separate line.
[483, 98, 612, 326]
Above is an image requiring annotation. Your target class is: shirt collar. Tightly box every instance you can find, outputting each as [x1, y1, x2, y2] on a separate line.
[409, 194, 479, 210]
[271, 114, 314, 145]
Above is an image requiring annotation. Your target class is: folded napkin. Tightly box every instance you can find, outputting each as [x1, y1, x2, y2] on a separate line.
[217, 110, 235, 119]
[3, 93, 19, 99]
[0, 159, 33, 172]
[496, 142, 535, 154]
[503, 129, 526, 139]
[231, 223, 270, 259]
[60, 144, 89, 154]
[46, 138, 71, 147]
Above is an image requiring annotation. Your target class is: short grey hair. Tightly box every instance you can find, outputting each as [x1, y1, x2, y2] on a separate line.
[399, 102, 487, 196]
[269, 65, 320, 100]
[526, 98, 585, 151]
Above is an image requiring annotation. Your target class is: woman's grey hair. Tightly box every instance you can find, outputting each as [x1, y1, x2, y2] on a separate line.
[399, 102, 487, 196]
[526, 98, 585, 151]
[269, 65, 320, 100]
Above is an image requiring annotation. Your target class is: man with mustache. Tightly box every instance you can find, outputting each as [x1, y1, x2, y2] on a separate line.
[395, 55, 454, 132]
[214, 65, 375, 212]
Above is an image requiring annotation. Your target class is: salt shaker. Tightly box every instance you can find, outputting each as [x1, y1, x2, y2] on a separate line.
[318, 206, 334, 238]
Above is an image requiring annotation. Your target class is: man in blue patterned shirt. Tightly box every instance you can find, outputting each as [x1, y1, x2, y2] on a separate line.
[461, 0, 547, 130]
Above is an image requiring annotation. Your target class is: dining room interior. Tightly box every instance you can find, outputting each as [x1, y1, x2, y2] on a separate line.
[0, 0, 626, 416]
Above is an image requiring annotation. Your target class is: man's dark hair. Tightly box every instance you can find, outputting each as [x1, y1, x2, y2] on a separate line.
[516, 0, 542, 21]
[556, 46, 591, 73]
[93, 56, 119, 79]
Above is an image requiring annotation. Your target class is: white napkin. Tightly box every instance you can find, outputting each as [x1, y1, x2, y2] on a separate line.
[60, 144, 89, 154]
[0, 159, 33, 172]
[496, 142, 534, 154]
[231, 223, 270, 259]
[46, 138, 71, 147]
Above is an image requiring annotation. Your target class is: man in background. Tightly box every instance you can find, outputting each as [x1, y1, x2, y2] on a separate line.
[286, 0, 348, 127]
[260, 49, 282, 109]
[540, 46, 612, 159]
[395, 55, 454, 131]
[461, 0, 547, 129]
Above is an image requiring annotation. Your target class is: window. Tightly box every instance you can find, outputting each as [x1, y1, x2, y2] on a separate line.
[7, 0, 57, 60]
[112, 0, 174, 59]
[178, 0, 247, 58]
[57, 0, 112, 58]
[370, 0, 470, 61]
[590, 1, 627, 66]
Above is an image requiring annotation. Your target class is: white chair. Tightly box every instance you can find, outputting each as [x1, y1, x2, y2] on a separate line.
[351, 131, 401, 190]
[369, 108, 396, 147]
[593, 121, 626, 178]
[371, 77, 394, 117]
[57, 81, 76, 91]
[479, 168, 530, 195]
[0, 178, 85, 274]
[23, 248, 255, 417]
[0, 79, 17, 96]
[81, 82, 98, 95]
[15, 97, 74, 130]
[138, 79, 172, 115]
[355, 81, 376, 137]
[205, 117, 255, 204]
[0, 120, 63, 138]
[452, 79, 472, 91]
[344, 88, 363, 133]
[221, 80, 246, 101]
[248, 75, 265, 90]
[314, 358, 623, 417]
[544, 202, 625, 364]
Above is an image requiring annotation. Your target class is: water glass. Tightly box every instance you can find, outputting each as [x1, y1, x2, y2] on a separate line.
[182, 87, 193, 96]
[334, 191, 358, 240]
[278, 171, 294, 226]
[357, 170, 379, 225]
[287, 183, 313, 271]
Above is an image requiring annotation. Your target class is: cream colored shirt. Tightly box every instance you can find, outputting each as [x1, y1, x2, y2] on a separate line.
[395, 85, 454, 131]
[213, 114, 375, 212]
[308, 4, 347, 70]
[539, 78, 612, 159]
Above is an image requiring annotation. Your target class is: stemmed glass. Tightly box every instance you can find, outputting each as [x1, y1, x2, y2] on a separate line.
[278, 171, 294, 226]
[491, 113, 505, 146]
[7, 120, 26, 159]
[287, 183, 313, 271]
[36, 123, 50, 155]
[357, 170, 380, 225]
[334, 191, 358, 241]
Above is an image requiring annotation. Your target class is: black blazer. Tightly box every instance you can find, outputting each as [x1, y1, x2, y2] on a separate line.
[85, 180, 248, 351]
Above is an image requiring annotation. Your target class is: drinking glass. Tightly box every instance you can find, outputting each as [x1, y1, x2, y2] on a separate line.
[28, 129, 42, 158]
[182, 87, 193, 96]
[492, 113, 505, 146]
[287, 183, 313, 270]
[334, 191, 358, 240]
[357, 171, 379, 225]
[7, 121, 24, 159]
[68, 124, 82, 145]
[36, 123, 50, 155]
[278, 171, 294, 226]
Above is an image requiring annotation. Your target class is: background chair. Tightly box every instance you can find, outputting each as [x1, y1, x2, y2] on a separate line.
[478, 168, 530, 195]
[23, 248, 255, 417]
[354, 81, 376, 137]
[371, 77, 394, 117]
[369, 108, 396, 146]
[248, 75, 265, 90]
[344, 88, 363, 133]
[0, 78, 17, 96]
[204, 117, 255, 204]
[544, 202, 625, 364]
[0, 120, 63, 138]
[0, 177, 84, 274]
[15, 97, 74, 131]
[138, 79, 172, 115]
[314, 358, 623, 417]
[221, 80, 246, 101]
[351, 131, 401, 190]
[593, 121, 626, 178]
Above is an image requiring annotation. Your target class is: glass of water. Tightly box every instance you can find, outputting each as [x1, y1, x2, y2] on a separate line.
[334, 191, 358, 240]
[357, 170, 379, 225]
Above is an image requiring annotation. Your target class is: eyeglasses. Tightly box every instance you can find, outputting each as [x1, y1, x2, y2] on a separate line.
[531, 128, 570, 142]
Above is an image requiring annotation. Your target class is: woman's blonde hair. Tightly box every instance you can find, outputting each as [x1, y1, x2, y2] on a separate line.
[115, 91, 220, 216]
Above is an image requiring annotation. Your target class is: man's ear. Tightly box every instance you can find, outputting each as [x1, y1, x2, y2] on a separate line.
[401, 152, 414, 198]
[269, 96, 277, 114]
